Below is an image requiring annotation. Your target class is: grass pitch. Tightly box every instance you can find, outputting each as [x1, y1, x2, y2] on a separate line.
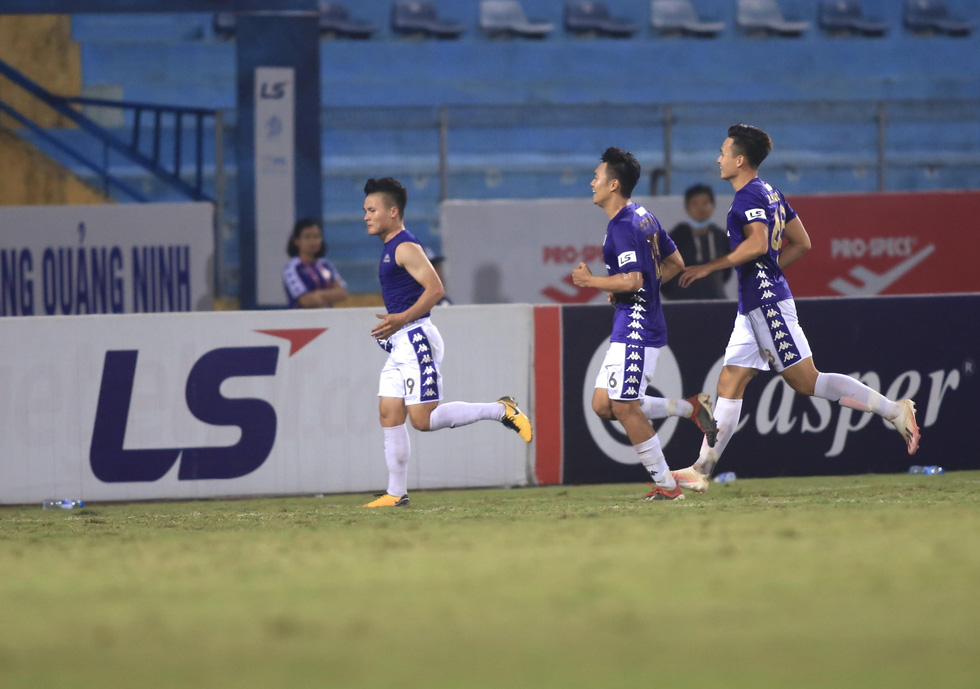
[2, 472, 979, 689]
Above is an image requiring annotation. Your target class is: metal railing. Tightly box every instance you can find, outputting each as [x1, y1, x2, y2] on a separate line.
[0, 57, 221, 204]
[321, 98, 980, 199]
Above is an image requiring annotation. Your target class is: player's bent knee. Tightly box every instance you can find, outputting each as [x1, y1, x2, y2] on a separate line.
[591, 400, 614, 419]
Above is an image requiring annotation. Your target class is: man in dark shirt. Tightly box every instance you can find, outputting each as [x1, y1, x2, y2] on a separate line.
[661, 184, 732, 300]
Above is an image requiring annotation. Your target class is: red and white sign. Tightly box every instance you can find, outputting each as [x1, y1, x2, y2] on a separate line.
[786, 191, 980, 297]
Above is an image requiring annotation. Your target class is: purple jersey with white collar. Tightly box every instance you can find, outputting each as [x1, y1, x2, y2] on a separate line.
[379, 229, 429, 319]
[728, 178, 798, 314]
[603, 203, 677, 347]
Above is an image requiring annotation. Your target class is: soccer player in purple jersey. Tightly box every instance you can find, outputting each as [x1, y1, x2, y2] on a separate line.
[572, 147, 716, 501]
[282, 218, 348, 308]
[361, 177, 532, 508]
[671, 124, 921, 493]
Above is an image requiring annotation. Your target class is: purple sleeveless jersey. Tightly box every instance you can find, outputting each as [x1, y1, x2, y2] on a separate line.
[379, 229, 429, 319]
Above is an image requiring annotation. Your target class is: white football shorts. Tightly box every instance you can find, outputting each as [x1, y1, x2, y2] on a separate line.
[724, 298, 812, 373]
[378, 317, 444, 405]
[594, 341, 662, 401]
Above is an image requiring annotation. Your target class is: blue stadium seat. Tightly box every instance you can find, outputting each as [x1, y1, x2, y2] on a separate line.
[390, 2, 466, 39]
[818, 1, 889, 37]
[903, 0, 974, 37]
[737, 0, 810, 37]
[479, 0, 554, 39]
[319, 2, 378, 39]
[650, 0, 724, 38]
[563, 2, 637, 38]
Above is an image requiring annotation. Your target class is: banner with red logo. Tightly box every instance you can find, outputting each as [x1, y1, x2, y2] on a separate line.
[786, 191, 980, 297]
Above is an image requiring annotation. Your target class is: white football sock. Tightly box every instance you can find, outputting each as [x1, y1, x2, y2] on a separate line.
[635, 435, 676, 489]
[694, 397, 742, 475]
[384, 423, 410, 497]
[813, 372, 900, 420]
[429, 401, 504, 430]
[640, 396, 693, 420]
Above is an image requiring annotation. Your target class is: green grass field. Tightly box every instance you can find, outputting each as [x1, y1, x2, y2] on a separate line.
[2, 472, 979, 689]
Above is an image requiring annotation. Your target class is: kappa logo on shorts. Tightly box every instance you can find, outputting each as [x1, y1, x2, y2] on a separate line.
[408, 326, 440, 400]
[764, 304, 801, 366]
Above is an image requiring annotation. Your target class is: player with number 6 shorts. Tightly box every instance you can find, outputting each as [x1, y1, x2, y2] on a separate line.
[573, 147, 717, 502]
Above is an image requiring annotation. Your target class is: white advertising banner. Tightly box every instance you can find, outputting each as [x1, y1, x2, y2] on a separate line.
[0, 203, 214, 315]
[440, 195, 732, 305]
[0, 305, 532, 505]
[254, 66, 296, 308]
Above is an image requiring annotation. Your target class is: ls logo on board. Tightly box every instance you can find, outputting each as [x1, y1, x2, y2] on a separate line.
[89, 329, 325, 483]
[259, 81, 287, 99]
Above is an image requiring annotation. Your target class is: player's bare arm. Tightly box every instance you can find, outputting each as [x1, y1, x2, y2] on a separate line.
[777, 216, 812, 272]
[371, 243, 445, 339]
[659, 251, 685, 285]
[572, 262, 642, 292]
[679, 222, 768, 287]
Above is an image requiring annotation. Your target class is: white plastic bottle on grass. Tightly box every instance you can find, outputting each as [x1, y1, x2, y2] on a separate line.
[42, 499, 85, 510]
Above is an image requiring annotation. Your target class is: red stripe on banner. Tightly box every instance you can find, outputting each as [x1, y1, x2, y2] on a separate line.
[533, 305, 563, 485]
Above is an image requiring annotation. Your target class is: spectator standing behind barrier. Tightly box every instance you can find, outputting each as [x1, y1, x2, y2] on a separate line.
[661, 184, 732, 300]
[283, 218, 348, 308]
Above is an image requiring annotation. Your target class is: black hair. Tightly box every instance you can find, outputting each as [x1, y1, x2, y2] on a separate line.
[684, 183, 715, 206]
[286, 218, 325, 257]
[727, 124, 772, 169]
[363, 177, 407, 219]
[599, 147, 641, 198]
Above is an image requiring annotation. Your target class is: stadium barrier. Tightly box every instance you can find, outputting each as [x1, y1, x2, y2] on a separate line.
[0, 304, 532, 505]
[1, 294, 972, 504]
[535, 295, 977, 485]
[0, 202, 215, 316]
[442, 191, 980, 305]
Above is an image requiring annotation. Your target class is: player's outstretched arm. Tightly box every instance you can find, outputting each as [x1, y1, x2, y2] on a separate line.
[679, 222, 768, 288]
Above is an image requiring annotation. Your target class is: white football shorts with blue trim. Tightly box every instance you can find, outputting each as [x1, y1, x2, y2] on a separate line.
[594, 342, 662, 401]
[724, 298, 812, 373]
[378, 317, 444, 405]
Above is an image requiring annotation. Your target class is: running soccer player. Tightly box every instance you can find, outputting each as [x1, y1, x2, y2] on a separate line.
[671, 124, 921, 493]
[362, 177, 532, 508]
[572, 147, 709, 501]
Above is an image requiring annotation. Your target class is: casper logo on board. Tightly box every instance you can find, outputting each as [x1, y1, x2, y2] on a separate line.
[89, 328, 325, 482]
